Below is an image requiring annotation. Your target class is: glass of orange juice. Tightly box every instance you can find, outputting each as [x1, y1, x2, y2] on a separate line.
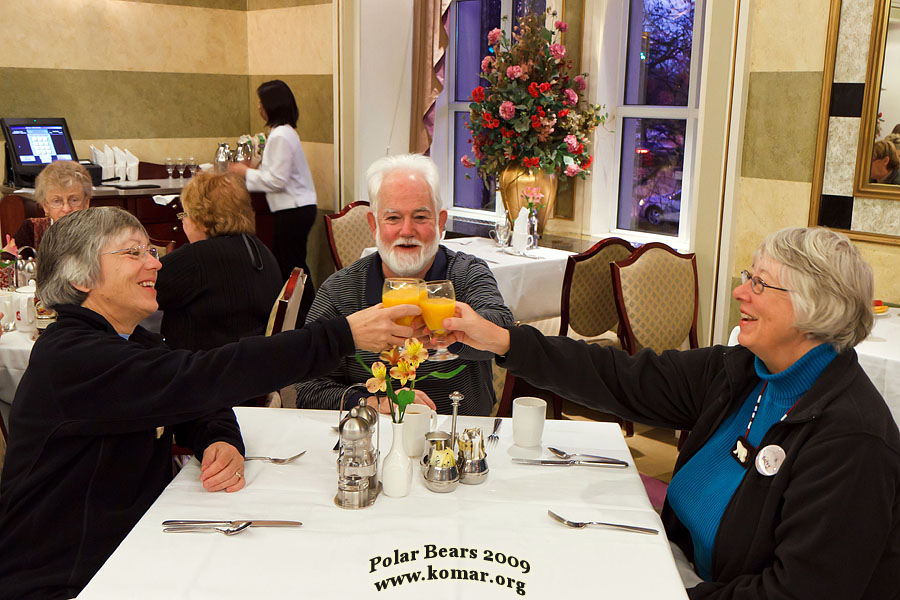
[382, 278, 424, 327]
[422, 280, 458, 361]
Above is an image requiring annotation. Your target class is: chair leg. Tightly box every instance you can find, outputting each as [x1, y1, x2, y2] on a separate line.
[496, 371, 516, 418]
[551, 394, 563, 420]
[623, 419, 634, 437]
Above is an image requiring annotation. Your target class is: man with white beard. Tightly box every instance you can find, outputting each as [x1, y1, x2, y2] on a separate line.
[294, 154, 513, 415]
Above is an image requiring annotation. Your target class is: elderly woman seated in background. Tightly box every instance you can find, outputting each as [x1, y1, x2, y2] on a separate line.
[13, 160, 92, 251]
[156, 172, 282, 351]
[870, 139, 900, 185]
[0, 207, 420, 600]
[443, 227, 900, 599]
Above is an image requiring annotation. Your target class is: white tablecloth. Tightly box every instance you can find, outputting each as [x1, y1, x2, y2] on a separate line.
[78, 408, 686, 599]
[0, 330, 34, 429]
[856, 307, 900, 425]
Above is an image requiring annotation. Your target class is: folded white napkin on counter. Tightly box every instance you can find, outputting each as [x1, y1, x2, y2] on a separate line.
[125, 149, 139, 181]
[102, 145, 116, 180]
[513, 207, 528, 234]
[113, 146, 127, 181]
[153, 194, 179, 206]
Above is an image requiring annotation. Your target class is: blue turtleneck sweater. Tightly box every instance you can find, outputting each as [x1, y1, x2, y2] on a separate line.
[666, 343, 837, 580]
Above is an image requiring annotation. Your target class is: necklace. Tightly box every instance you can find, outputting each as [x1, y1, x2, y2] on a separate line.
[731, 382, 801, 468]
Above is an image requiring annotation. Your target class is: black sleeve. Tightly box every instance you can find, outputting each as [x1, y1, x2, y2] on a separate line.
[155, 245, 204, 311]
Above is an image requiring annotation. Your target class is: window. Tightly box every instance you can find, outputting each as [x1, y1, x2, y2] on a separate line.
[614, 0, 703, 243]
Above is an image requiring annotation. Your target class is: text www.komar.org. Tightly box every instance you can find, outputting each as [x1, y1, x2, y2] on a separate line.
[369, 545, 529, 596]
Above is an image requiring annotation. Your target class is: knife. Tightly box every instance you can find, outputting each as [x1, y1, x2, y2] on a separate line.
[512, 458, 628, 468]
[162, 520, 302, 527]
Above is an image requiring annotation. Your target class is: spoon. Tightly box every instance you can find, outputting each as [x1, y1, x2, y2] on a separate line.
[548, 510, 658, 535]
[547, 447, 629, 466]
[163, 521, 252, 536]
[244, 450, 307, 464]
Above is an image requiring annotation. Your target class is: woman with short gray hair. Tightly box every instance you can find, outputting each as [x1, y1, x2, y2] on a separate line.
[443, 226, 900, 599]
[0, 207, 424, 599]
[13, 159, 93, 251]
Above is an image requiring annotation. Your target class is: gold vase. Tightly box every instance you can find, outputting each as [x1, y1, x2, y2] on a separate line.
[497, 164, 558, 233]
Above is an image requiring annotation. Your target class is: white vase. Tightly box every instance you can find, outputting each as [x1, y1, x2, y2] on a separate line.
[382, 421, 413, 497]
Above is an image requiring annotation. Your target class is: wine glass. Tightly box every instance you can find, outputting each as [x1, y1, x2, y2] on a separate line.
[381, 278, 423, 327]
[489, 219, 510, 247]
[422, 280, 458, 362]
[187, 157, 197, 178]
[165, 157, 174, 179]
[175, 157, 185, 179]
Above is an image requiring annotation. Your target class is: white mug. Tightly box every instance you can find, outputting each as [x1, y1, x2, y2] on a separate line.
[0, 291, 15, 332]
[512, 396, 546, 447]
[511, 232, 534, 253]
[403, 404, 437, 457]
[14, 285, 36, 333]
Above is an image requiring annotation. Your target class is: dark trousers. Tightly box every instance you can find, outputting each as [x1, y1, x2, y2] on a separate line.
[272, 204, 317, 323]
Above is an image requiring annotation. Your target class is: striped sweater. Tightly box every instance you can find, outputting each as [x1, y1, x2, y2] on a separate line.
[293, 246, 514, 415]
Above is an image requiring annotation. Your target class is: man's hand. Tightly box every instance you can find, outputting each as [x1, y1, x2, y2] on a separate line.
[346, 303, 421, 351]
[199, 441, 245, 493]
[441, 302, 511, 355]
[367, 389, 437, 414]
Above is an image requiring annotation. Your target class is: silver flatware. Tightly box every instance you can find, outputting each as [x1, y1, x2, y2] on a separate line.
[162, 520, 302, 528]
[487, 417, 502, 447]
[547, 447, 629, 466]
[548, 510, 657, 535]
[512, 458, 628, 468]
[163, 522, 252, 536]
[244, 450, 306, 464]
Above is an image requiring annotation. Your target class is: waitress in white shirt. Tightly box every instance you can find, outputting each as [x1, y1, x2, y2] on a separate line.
[229, 80, 317, 304]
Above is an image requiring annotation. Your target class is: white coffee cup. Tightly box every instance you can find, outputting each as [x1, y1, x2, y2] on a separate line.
[0, 291, 15, 332]
[14, 285, 36, 333]
[512, 396, 546, 447]
[511, 232, 534, 253]
[403, 404, 437, 457]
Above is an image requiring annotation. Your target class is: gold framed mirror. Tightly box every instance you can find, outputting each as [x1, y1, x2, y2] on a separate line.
[810, 0, 900, 245]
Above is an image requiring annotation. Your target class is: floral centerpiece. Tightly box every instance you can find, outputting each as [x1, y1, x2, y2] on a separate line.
[461, 9, 607, 228]
[356, 339, 465, 423]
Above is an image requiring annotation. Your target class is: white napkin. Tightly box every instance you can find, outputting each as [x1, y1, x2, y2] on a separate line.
[102, 144, 115, 180]
[513, 207, 528, 234]
[197, 162, 213, 173]
[153, 194, 179, 206]
[124, 149, 139, 181]
[112, 146, 127, 181]
[90, 145, 102, 166]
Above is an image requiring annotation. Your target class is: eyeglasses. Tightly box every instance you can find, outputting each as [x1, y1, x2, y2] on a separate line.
[740, 270, 791, 295]
[46, 197, 87, 210]
[176, 212, 187, 221]
[103, 244, 159, 261]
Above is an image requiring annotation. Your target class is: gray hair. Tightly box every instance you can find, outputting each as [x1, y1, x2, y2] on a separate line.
[756, 227, 873, 352]
[365, 154, 442, 216]
[35, 160, 93, 206]
[37, 207, 147, 308]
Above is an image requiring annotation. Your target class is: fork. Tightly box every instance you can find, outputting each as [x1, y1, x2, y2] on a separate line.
[547, 510, 658, 535]
[244, 450, 307, 464]
[487, 418, 502, 447]
[163, 522, 252, 536]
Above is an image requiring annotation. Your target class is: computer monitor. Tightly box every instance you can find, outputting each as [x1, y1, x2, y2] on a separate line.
[1, 117, 79, 187]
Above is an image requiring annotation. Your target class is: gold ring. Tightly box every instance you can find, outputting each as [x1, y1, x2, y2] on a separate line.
[235, 472, 242, 479]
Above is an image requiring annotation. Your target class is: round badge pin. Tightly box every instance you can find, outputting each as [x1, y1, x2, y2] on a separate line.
[755, 445, 786, 476]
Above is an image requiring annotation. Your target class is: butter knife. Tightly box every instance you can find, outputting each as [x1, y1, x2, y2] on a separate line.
[162, 520, 302, 527]
[512, 458, 628, 468]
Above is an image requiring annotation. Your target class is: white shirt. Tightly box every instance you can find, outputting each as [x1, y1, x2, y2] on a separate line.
[244, 125, 317, 212]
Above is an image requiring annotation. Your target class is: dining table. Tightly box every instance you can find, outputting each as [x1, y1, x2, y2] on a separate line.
[855, 306, 900, 425]
[77, 407, 687, 599]
[0, 329, 35, 430]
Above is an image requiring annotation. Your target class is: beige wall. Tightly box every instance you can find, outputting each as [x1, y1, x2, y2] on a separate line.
[731, 0, 900, 333]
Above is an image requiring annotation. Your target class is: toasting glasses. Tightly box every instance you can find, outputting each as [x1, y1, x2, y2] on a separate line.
[422, 280, 457, 362]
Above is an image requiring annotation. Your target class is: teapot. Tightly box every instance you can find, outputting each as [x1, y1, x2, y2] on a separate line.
[214, 143, 231, 173]
[233, 140, 252, 165]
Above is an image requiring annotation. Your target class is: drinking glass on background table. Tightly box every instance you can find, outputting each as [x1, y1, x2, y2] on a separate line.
[489, 219, 510, 247]
[187, 157, 197, 177]
[513, 396, 546, 447]
[175, 157, 185, 179]
[382, 278, 423, 327]
[422, 280, 458, 362]
[165, 158, 175, 179]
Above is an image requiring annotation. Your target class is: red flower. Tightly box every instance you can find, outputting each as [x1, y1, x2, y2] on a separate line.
[537, 107, 546, 117]
[558, 109, 569, 118]
[472, 86, 485, 102]
[531, 115, 542, 129]
[582, 154, 593, 169]
[539, 82, 551, 93]
[528, 82, 539, 97]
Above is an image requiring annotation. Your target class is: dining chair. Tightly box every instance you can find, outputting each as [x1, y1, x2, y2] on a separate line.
[148, 237, 176, 258]
[263, 267, 307, 408]
[611, 242, 698, 448]
[324, 201, 374, 270]
[0, 415, 7, 482]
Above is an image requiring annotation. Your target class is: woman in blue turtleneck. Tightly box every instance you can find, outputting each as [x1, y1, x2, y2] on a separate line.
[442, 227, 900, 600]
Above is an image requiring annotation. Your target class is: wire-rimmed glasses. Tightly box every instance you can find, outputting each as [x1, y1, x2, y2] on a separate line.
[46, 196, 87, 210]
[103, 244, 160, 261]
[740, 270, 791, 294]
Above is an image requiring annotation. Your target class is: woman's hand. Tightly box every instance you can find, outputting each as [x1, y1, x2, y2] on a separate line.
[442, 301, 511, 355]
[366, 389, 436, 414]
[199, 441, 245, 493]
[346, 303, 421, 351]
[227, 162, 250, 178]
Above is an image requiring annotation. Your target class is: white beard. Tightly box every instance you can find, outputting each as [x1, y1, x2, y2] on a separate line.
[376, 229, 439, 277]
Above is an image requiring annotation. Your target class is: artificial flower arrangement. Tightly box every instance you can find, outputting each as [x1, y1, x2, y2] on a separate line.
[357, 338, 465, 423]
[522, 186, 545, 212]
[461, 9, 607, 187]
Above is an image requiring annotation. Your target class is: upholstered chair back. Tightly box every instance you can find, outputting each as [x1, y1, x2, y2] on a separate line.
[325, 201, 375, 269]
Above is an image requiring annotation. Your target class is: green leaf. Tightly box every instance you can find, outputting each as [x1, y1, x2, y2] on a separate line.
[354, 353, 373, 375]
[416, 365, 467, 381]
[394, 388, 416, 422]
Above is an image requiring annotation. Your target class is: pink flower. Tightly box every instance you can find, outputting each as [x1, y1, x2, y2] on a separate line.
[473, 144, 485, 160]
[564, 88, 578, 106]
[460, 155, 475, 168]
[574, 75, 587, 91]
[499, 101, 516, 120]
[487, 28, 503, 45]
[564, 134, 579, 153]
[481, 56, 495, 74]
[523, 186, 544, 201]
[554, 20, 568, 32]
[549, 43, 566, 61]
[506, 65, 523, 80]
[565, 163, 582, 177]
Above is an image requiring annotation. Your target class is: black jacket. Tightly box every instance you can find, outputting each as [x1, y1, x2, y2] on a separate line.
[502, 325, 900, 600]
[0, 304, 354, 599]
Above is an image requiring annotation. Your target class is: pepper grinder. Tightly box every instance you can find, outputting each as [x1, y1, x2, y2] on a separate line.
[449, 391, 462, 455]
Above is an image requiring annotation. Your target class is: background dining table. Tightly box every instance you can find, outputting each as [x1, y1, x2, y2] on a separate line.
[76, 407, 687, 599]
